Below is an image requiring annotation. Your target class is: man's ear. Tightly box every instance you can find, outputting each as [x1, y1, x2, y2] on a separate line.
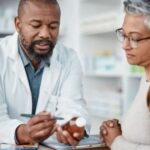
[14, 16, 21, 33]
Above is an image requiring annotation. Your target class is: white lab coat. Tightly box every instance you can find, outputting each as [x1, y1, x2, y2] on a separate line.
[0, 33, 90, 144]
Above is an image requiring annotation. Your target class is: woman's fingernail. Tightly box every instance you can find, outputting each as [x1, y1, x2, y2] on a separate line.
[110, 122, 113, 127]
[63, 130, 68, 136]
[73, 132, 79, 138]
[58, 127, 62, 131]
[103, 130, 107, 134]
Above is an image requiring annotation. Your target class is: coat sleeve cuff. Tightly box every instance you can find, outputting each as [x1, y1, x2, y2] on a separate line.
[111, 135, 123, 150]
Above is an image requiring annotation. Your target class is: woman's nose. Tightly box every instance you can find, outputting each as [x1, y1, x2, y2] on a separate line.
[122, 37, 132, 50]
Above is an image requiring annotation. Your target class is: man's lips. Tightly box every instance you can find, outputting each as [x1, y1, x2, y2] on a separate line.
[35, 43, 50, 53]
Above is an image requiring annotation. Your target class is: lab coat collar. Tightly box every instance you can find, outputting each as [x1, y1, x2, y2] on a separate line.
[7, 32, 63, 113]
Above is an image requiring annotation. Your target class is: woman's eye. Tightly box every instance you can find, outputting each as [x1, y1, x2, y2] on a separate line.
[130, 34, 140, 41]
[130, 37, 139, 42]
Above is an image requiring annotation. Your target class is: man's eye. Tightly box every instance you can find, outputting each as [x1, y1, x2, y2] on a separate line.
[50, 24, 59, 30]
[31, 24, 41, 28]
[50, 26, 58, 30]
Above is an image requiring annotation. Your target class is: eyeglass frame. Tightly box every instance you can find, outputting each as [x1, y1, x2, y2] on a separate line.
[115, 28, 150, 48]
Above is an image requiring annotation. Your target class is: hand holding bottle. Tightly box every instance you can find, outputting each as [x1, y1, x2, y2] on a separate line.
[56, 117, 86, 146]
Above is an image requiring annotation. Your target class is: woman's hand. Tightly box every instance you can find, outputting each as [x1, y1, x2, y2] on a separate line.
[100, 119, 122, 147]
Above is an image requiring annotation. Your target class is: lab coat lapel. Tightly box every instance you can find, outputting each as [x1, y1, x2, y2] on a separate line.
[36, 62, 62, 113]
[9, 33, 31, 94]
[12, 56, 31, 94]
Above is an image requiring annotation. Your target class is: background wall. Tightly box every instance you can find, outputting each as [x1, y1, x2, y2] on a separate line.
[0, 0, 143, 134]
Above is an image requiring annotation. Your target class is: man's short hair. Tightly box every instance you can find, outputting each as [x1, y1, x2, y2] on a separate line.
[18, 0, 60, 17]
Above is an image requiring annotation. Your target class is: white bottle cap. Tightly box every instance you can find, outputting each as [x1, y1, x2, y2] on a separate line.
[76, 117, 86, 127]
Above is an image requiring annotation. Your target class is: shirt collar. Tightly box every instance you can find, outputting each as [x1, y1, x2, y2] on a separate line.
[18, 39, 50, 67]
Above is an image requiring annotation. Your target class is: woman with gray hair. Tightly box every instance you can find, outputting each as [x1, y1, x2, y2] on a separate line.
[100, 0, 150, 149]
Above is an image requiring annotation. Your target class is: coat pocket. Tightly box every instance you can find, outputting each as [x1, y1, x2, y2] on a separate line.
[45, 95, 58, 115]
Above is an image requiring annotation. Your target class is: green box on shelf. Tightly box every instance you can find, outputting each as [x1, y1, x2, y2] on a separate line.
[130, 65, 144, 73]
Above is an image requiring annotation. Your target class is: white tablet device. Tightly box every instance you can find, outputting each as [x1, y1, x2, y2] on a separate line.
[42, 134, 105, 150]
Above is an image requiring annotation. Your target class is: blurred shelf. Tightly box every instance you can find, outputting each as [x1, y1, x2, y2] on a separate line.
[81, 22, 117, 35]
[81, 0, 120, 7]
[84, 71, 143, 79]
[81, 12, 118, 35]
[84, 71, 123, 78]
[127, 73, 143, 78]
[88, 105, 121, 119]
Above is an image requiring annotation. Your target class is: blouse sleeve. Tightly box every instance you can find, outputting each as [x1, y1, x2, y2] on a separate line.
[111, 136, 150, 150]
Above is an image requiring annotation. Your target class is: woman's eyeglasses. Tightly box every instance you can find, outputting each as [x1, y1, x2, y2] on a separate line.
[116, 28, 150, 48]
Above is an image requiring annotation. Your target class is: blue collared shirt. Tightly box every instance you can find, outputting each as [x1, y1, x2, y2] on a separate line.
[18, 41, 50, 114]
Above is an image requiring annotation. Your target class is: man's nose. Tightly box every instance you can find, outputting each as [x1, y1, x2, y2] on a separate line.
[38, 26, 51, 39]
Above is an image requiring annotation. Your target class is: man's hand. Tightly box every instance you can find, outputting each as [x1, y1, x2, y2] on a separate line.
[100, 119, 122, 147]
[56, 117, 85, 146]
[16, 111, 57, 144]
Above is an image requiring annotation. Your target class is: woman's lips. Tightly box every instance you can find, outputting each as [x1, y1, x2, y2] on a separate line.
[126, 53, 135, 58]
